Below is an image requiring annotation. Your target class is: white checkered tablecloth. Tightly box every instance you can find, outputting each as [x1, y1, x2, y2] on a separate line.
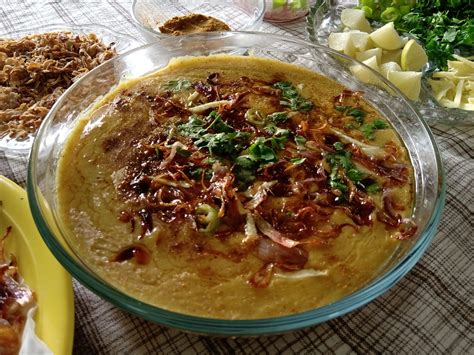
[0, 1, 472, 354]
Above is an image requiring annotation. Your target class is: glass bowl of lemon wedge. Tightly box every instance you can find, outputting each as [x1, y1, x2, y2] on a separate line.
[306, 0, 474, 125]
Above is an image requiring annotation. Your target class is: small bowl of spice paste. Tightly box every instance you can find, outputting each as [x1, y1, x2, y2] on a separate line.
[131, 0, 265, 41]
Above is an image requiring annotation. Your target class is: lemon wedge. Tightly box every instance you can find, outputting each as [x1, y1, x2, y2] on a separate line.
[328, 32, 351, 51]
[380, 62, 402, 79]
[388, 71, 422, 101]
[328, 32, 356, 57]
[381, 49, 402, 65]
[356, 48, 382, 63]
[369, 22, 403, 50]
[341, 8, 372, 33]
[401, 39, 428, 71]
[348, 31, 370, 51]
[351, 56, 381, 85]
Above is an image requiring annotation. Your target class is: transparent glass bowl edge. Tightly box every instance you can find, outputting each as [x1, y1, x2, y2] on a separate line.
[305, 0, 474, 126]
[27, 32, 446, 335]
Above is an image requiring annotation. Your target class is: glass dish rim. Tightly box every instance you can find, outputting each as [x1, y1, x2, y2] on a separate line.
[0, 22, 144, 152]
[305, 0, 474, 126]
[27, 31, 446, 335]
[130, 0, 266, 39]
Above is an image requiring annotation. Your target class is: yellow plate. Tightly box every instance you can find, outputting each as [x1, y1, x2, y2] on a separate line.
[0, 176, 74, 355]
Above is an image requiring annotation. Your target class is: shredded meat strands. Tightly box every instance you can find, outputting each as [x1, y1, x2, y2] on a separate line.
[110, 73, 417, 288]
[0, 31, 116, 140]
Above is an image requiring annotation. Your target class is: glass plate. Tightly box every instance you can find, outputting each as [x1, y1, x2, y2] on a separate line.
[306, 0, 474, 126]
[0, 23, 143, 152]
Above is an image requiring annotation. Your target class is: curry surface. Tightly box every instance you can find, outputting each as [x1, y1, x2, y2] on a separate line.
[57, 55, 414, 319]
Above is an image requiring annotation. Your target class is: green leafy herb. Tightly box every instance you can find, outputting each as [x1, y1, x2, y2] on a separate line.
[329, 165, 348, 193]
[267, 111, 289, 123]
[264, 124, 290, 138]
[395, 1, 474, 70]
[234, 155, 258, 190]
[178, 116, 205, 137]
[233, 134, 288, 190]
[366, 183, 380, 193]
[194, 131, 250, 157]
[289, 157, 306, 165]
[176, 146, 191, 157]
[335, 105, 367, 125]
[333, 141, 345, 151]
[206, 111, 234, 133]
[248, 137, 279, 163]
[347, 168, 364, 182]
[188, 167, 212, 181]
[273, 81, 314, 112]
[335, 105, 351, 111]
[155, 147, 162, 159]
[162, 79, 192, 92]
[337, 105, 366, 122]
[360, 119, 389, 140]
[178, 111, 250, 158]
[325, 142, 365, 194]
[294, 135, 307, 148]
[347, 108, 366, 124]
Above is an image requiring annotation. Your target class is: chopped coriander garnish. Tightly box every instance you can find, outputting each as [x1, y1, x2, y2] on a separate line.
[162, 79, 192, 92]
[335, 105, 367, 125]
[178, 116, 205, 137]
[289, 157, 306, 165]
[347, 168, 364, 182]
[326, 142, 365, 194]
[294, 135, 306, 148]
[194, 131, 250, 157]
[366, 183, 380, 193]
[335, 105, 351, 111]
[274, 81, 314, 112]
[234, 155, 258, 190]
[188, 167, 212, 181]
[176, 146, 191, 157]
[361, 119, 389, 140]
[267, 111, 289, 123]
[233, 134, 288, 190]
[155, 147, 162, 159]
[347, 108, 366, 124]
[178, 111, 250, 158]
[206, 111, 234, 133]
[333, 141, 344, 151]
[248, 137, 278, 163]
[329, 165, 348, 193]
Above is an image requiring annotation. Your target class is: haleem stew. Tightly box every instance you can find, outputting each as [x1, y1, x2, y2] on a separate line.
[57, 55, 416, 319]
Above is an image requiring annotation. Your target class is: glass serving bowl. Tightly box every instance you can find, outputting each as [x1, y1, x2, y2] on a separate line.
[306, 0, 474, 126]
[263, 0, 310, 23]
[0, 23, 143, 153]
[131, 0, 265, 41]
[28, 32, 445, 336]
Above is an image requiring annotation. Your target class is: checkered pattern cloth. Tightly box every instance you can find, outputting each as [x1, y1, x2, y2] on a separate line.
[1, 1, 472, 354]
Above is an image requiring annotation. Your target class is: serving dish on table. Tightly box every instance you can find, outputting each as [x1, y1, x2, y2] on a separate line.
[0, 176, 74, 354]
[306, 0, 474, 126]
[27, 32, 445, 335]
[0, 23, 143, 153]
[131, 0, 265, 41]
